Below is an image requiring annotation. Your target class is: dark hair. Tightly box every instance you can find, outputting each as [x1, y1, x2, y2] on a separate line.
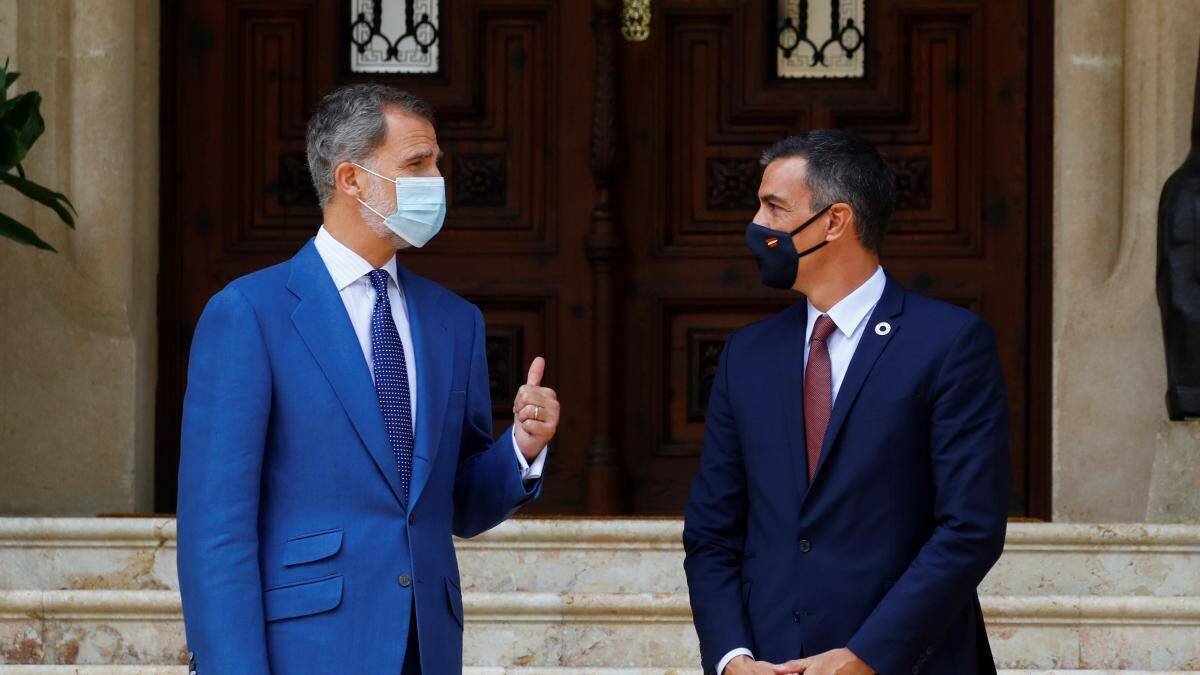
[760, 130, 896, 252]
[306, 84, 436, 206]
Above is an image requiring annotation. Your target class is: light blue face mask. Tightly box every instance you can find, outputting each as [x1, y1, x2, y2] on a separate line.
[353, 162, 447, 248]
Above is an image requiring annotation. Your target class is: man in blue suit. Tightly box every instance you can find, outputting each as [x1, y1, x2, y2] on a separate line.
[683, 131, 1010, 675]
[177, 84, 560, 674]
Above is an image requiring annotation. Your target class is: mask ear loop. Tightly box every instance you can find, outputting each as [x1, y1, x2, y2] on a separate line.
[351, 163, 395, 222]
[790, 203, 835, 259]
[351, 162, 397, 184]
[357, 196, 390, 221]
[786, 202, 834, 236]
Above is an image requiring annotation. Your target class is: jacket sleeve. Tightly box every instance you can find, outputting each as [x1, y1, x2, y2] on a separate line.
[176, 286, 272, 674]
[847, 316, 1011, 674]
[452, 306, 542, 538]
[682, 333, 754, 674]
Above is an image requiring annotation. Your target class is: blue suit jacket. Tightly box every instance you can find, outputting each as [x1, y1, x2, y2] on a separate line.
[683, 276, 1010, 675]
[177, 240, 542, 674]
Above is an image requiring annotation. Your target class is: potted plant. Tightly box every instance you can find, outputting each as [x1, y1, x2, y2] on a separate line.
[0, 58, 75, 251]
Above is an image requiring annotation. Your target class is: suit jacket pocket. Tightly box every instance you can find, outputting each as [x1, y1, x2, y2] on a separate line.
[263, 574, 343, 622]
[445, 576, 464, 629]
[283, 528, 343, 566]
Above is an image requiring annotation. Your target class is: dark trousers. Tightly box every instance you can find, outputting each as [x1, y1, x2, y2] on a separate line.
[402, 604, 421, 675]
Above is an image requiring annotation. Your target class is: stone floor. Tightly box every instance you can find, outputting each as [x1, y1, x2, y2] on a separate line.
[0, 518, 1198, 671]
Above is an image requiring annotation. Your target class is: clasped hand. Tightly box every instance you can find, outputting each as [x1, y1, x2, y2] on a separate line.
[727, 648, 874, 675]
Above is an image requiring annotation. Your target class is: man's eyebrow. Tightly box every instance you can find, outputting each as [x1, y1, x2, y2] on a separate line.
[401, 149, 436, 163]
[759, 192, 788, 205]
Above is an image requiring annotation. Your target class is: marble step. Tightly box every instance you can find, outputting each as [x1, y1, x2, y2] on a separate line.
[2, 519, 1199, 598]
[0, 590, 1198, 670]
[0, 662, 1195, 667]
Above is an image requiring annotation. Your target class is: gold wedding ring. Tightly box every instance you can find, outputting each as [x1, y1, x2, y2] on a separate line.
[534, 405, 542, 422]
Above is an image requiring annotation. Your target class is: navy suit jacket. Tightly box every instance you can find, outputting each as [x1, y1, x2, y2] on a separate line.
[683, 275, 1010, 675]
[177, 240, 542, 674]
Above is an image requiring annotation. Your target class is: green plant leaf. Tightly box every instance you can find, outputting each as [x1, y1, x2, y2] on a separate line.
[0, 91, 44, 172]
[0, 211, 56, 251]
[0, 58, 9, 106]
[0, 171, 76, 228]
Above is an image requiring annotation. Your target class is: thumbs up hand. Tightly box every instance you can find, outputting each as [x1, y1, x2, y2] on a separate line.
[512, 356, 559, 461]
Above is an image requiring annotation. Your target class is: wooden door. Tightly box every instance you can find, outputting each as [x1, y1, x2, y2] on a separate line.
[612, 0, 1051, 516]
[158, 0, 1050, 517]
[158, 0, 598, 513]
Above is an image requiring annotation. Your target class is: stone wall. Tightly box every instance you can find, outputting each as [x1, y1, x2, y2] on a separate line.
[0, 1, 159, 515]
[1053, 0, 1200, 523]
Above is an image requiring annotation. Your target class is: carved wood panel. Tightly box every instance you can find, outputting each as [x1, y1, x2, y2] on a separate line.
[617, 0, 1045, 515]
[159, 0, 1049, 516]
[160, 0, 592, 514]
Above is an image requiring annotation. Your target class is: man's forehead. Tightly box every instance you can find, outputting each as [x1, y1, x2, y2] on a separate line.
[760, 156, 809, 197]
[383, 109, 437, 142]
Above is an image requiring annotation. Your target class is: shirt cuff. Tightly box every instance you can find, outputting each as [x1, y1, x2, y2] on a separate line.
[511, 428, 548, 480]
[718, 648, 754, 675]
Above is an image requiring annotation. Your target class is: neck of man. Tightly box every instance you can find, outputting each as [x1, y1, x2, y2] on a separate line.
[324, 201, 398, 269]
[797, 248, 881, 313]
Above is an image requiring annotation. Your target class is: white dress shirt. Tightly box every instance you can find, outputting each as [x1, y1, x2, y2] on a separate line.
[313, 226, 547, 481]
[717, 265, 887, 675]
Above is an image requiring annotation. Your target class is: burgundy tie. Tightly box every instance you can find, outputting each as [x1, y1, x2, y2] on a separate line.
[805, 314, 838, 483]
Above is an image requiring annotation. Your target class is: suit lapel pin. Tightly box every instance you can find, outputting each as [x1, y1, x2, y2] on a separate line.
[874, 321, 892, 336]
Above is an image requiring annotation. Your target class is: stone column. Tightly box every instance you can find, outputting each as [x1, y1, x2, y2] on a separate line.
[0, 1, 159, 515]
[1054, 0, 1200, 522]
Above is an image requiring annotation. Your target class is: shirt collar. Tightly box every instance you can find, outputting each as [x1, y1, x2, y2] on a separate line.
[807, 265, 887, 339]
[314, 225, 399, 291]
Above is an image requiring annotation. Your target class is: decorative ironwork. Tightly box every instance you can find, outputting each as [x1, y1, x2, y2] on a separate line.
[349, 0, 440, 74]
[886, 155, 932, 211]
[452, 155, 508, 207]
[706, 158, 761, 211]
[621, 0, 651, 42]
[776, 0, 866, 79]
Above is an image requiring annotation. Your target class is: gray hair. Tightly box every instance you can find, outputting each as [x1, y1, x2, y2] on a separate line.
[760, 130, 895, 252]
[305, 84, 435, 207]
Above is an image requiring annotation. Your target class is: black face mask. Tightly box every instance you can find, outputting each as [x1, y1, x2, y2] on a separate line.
[745, 204, 832, 289]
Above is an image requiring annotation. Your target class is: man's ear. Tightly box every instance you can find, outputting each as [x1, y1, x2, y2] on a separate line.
[825, 203, 856, 242]
[333, 161, 362, 200]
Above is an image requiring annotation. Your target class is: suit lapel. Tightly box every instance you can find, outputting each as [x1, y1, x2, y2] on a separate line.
[782, 302, 812, 497]
[396, 264, 452, 511]
[802, 275, 906, 501]
[287, 240, 407, 508]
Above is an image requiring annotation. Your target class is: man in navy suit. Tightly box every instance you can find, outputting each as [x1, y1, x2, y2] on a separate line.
[176, 84, 560, 673]
[683, 130, 1010, 675]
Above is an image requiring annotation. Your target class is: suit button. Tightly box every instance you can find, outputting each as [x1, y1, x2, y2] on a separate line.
[798, 539, 812, 553]
[793, 610, 802, 623]
[398, 574, 412, 587]
[408, 514, 416, 526]
[926, 647, 934, 655]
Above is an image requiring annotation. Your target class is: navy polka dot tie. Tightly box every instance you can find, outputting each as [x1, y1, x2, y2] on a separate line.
[367, 269, 414, 504]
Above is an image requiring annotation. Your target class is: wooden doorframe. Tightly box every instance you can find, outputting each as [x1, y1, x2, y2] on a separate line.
[1025, 0, 1053, 521]
[153, 0, 1056, 518]
[155, 0, 184, 514]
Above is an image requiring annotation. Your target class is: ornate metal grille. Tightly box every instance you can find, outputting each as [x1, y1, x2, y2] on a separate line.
[776, 0, 866, 79]
[349, 0, 440, 74]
